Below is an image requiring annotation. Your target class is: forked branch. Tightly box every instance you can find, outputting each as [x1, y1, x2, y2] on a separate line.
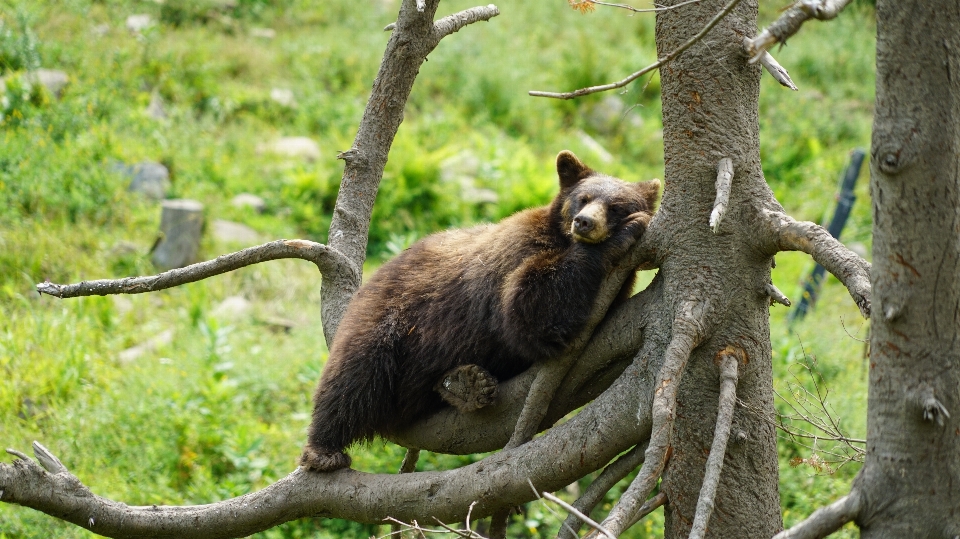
[689, 346, 742, 539]
[744, 0, 854, 62]
[529, 0, 743, 100]
[36, 239, 358, 300]
[772, 489, 861, 539]
[760, 210, 871, 318]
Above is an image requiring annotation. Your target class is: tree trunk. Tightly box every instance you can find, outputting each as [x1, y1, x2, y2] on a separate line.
[651, 1, 782, 537]
[860, 0, 960, 534]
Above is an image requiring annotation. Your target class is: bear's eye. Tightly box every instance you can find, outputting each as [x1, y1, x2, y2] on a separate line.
[580, 195, 590, 204]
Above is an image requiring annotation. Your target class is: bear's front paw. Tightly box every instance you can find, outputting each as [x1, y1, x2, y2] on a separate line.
[300, 445, 352, 472]
[622, 211, 652, 236]
[435, 364, 499, 413]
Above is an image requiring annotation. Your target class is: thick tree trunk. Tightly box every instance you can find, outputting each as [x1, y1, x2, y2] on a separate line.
[650, 1, 782, 537]
[860, 0, 960, 535]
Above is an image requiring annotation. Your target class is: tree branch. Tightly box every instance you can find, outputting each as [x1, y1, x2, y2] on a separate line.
[598, 300, 708, 537]
[744, 0, 854, 63]
[758, 51, 798, 90]
[709, 158, 734, 234]
[558, 445, 645, 539]
[0, 350, 659, 539]
[35, 239, 358, 300]
[772, 489, 861, 539]
[689, 346, 742, 539]
[528, 0, 743, 100]
[431, 4, 500, 46]
[761, 210, 871, 318]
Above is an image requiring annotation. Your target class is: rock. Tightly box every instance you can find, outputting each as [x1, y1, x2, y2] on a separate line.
[151, 199, 204, 270]
[261, 136, 321, 161]
[128, 162, 171, 200]
[212, 219, 260, 245]
[212, 296, 253, 320]
[258, 315, 297, 333]
[26, 69, 69, 99]
[92, 23, 110, 37]
[270, 88, 296, 107]
[231, 193, 266, 213]
[126, 14, 153, 33]
[249, 27, 276, 39]
[118, 329, 174, 364]
[146, 91, 167, 120]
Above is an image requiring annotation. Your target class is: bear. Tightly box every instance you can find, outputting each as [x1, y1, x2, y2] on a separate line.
[300, 150, 660, 472]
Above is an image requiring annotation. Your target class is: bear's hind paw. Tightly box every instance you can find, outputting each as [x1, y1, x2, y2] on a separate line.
[300, 445, 352, 472]
[435, 364, 499, 413]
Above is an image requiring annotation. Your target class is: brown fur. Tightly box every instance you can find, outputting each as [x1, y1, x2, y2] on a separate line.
[301, 151, 660, 472]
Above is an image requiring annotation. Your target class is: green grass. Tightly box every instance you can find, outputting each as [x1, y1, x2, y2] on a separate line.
[0, 0, 876, 537]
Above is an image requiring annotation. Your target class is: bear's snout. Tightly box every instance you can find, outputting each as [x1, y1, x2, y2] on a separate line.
[573, 214, 596, 234]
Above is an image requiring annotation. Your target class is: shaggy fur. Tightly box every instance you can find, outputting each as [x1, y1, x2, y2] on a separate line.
[301, 151, 660, 472]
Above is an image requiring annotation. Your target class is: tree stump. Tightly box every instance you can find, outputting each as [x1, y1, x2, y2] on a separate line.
[151, 199, 204, 271]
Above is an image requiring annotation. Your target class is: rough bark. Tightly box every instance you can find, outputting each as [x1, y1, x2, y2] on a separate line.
[859, 0, 960, 535]
[650, 1, 782, 537]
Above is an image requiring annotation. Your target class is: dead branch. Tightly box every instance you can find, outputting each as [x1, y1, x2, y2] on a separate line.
[582, 0, 702, 14]
[36, 239, 358, 300]
[541, 491, 614, 539]
[710, 158, 734, 234]
[757, 50, 798, 90]
[772, 488, 861, 539]
[760, 209, 871, 318]
[528, 0, 743, 99]
[321, 0, 500, 341]
[597, 301, 708, 538]
[557, 445, 645, 539]
[689, 347, 741, 539]
[765, 283, 792, 306]
[744, 0, 854, 63]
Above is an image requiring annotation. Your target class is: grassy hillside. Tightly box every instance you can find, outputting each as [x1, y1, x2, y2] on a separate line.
[1, 1, 875, 537]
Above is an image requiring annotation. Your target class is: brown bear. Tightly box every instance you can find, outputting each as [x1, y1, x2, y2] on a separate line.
[300, 150, 660, 472]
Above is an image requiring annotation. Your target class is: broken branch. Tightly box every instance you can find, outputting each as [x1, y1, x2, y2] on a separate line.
[35, 239, 359, 300]
[744, 0, 854, 62]
[710, 158, 734, 234]
[689, 347, 741, 539]
[758, 51, 798, 90]
[529, 0, 742, 99]
[761, 210, 871, 318]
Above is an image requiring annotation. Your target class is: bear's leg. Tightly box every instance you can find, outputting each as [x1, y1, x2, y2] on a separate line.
[434, 364, 499, 413]
[300, 444, 351, 472]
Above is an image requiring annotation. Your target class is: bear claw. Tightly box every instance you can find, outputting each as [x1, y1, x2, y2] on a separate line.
[300, 445, 352, 472]
[435, 364, 499, 413]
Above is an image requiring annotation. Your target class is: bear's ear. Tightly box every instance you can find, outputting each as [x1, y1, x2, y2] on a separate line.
[556, 150, 590, 189]
[635, 178, 661, 207]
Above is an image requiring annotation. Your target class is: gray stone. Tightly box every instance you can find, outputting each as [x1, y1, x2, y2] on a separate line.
[126, 14, 153, 33]
[128, 162, 171, 200]
[212, 219, 261, 245]
[261, 137, 321, 161]
[146, 91, 167, 120]
[270, 88, 296, 107]
[27, 69, 69, 99]
[212, 296, 253, 320]
[231, 193, 266, 213]
[250, 27, 276, 39]
[118, 329, 174, 364]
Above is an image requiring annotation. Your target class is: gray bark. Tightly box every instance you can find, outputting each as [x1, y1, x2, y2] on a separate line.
[859, 0, 960, 535]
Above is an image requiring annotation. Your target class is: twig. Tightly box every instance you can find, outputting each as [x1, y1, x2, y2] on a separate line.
[758, 50, 798, 90]
[584, 0, 701, 14]
[623, 491, 667, 530]
[36, 239, 359, 300]
[772, 489, 861, 539]
[558, 445, 646, 539]
[709, 158, 734, 234]
[529, 0, 743, 99]
[765, 283, 792, 307]
[760, 210, 871, 318]
[598, 301, 707, 538]
[542, 491, 615, 539]
[526, 480, 581, 539]
[689, 347, 741, 539]
[744, 0, 854, 63]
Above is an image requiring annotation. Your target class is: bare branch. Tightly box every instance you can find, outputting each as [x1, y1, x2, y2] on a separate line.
[585, 0, 701, 14]
[31, 442, 68, 475]
[529, 0, 743, 99]
[399, 448, 421, 474]
[765, 283, 792, 307]
[599, 301, 708, 537]
[541, 491, 614, 539]
[772, 489, 861, 539]
[758, 51, 798, 90]
[36, 239, 358, 300]
[744, 0, 854, 62]
[710, 158, 734, 234]
[689, 347, 741, 539]
[558, 445, 645, 539]
[761, 210, 871, 318]
[431, 4, 500, 45]
[625, 491, 666, 529]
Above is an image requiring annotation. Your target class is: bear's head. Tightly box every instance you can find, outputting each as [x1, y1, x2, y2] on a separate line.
[554, 150, 660, 244]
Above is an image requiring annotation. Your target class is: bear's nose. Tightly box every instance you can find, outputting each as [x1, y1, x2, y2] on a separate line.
[573, 214, 595, 234]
